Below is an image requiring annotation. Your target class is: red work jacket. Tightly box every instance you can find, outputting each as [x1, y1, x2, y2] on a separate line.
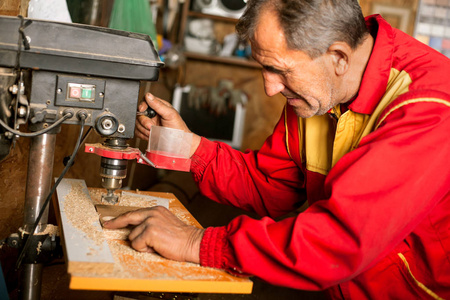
[191, 15, 450, 299]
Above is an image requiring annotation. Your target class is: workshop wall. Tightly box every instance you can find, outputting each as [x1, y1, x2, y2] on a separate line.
[360, 0, 419, 35]
[0, 0, 28, 16]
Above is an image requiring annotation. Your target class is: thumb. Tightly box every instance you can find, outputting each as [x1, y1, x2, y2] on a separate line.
[145, 93, 177, 121]
[138, 100, 148, 112]
[145, 93, 166, 110]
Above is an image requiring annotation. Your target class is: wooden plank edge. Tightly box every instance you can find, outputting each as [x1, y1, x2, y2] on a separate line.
[69, 276, 253, 294]
[67, 261, 115, 275]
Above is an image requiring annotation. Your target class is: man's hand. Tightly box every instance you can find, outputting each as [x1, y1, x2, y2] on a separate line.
[135, 93, 201, 157]
[103, 206, 204, 264]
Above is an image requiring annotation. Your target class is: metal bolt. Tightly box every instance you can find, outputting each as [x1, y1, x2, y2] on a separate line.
[9, 85, 18, 94]
[101, 118, 113, 130]
[89, 148, 94, 152]
[18, 106, 27, 117]
[57, 88, 62, 94]
[118, 124, 125, 133]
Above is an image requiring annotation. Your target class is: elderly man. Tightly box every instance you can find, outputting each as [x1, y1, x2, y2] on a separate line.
[104, 0, 450, 298]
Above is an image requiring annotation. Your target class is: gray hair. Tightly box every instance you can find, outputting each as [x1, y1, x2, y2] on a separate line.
[236, 0, 369, 58]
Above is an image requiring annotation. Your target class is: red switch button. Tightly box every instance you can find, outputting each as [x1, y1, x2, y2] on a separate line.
[69, 87, 81, 99]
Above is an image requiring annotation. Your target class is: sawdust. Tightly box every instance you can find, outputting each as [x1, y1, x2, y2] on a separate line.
[65, 185, 192, 266]
[89, 239, 229, 281]
[65, 186, 247, 283]
[17, 225, 59, 237]
[18, 224, 61, 236]
[64, 181, 105, 246]
[119, 193, 169, 208]
[108, 240, 166, 263]
[170, 207, 196, 226]
[36, 241, 42, 254]
[103, 228, 130, 240]
[40, 224, 60, 236]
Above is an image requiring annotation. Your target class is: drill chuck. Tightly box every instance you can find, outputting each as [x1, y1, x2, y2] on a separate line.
[100, 157, 127, 203]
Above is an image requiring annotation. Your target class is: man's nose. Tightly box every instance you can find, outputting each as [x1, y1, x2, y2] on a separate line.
[263, 73, 284, 97]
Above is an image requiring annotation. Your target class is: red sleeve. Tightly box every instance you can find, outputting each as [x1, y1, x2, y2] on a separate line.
[199, 99, 450, 290]
[190, 110, 306, 218]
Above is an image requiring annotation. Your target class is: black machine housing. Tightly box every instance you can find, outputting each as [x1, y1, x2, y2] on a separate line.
[0, 15, 163, 160]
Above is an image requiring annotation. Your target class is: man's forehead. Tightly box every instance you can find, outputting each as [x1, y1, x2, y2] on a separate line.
[254, 8, 283, 39]
[251, 34, 311, 70]
[252, 10, 287, 53]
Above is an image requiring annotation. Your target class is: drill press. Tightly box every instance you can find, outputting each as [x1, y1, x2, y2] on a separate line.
[0, 15, 163, 299]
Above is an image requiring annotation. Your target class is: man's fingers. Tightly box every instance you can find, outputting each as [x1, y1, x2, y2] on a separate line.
[103, 209, 149, 229]
[128, 222, 146, 241]
[130, 229, 153, 252]
[135, 117, 151, 136]
[128, 224, 151, 252]
[128, 221, 159, 253]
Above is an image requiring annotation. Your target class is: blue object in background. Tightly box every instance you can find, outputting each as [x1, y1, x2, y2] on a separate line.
[0, 263, 9, 300]
[429, 36, 443, 52]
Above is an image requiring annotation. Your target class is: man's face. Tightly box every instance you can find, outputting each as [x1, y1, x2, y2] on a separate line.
[251, 9, 339, 118]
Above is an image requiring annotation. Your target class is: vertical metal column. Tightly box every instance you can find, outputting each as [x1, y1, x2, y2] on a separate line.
[19, 133, 57, 300]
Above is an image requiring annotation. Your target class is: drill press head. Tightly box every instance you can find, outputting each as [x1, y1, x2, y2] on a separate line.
[0, 15, 163, 201]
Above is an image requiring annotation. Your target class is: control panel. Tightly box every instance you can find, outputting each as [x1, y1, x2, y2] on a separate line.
[55, 75, 105, 109]
[29, 70, 140, 139]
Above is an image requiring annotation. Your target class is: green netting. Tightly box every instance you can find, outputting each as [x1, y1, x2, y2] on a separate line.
[108, 0, 158, 50]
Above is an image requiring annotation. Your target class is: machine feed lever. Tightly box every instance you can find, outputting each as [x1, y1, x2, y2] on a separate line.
[136, 107, 157, 118]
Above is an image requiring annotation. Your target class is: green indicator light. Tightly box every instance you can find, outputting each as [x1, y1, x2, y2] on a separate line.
[81, 88, 92, 99]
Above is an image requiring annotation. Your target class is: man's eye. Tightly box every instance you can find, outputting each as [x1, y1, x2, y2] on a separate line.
[264, 66, 284, 74]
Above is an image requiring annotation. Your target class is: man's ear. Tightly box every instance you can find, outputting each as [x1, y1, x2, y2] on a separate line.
[327, 42, 351, 76]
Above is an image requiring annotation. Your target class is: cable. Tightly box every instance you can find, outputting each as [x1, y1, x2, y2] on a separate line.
[63, 127, 92, 166]
[15, 16, 32, 71]
[80, 126, 92, 144]
[0, 113, 72, 137]
[15, 115, 86, 270]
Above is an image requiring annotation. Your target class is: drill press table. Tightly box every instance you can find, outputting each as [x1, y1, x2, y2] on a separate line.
[54, 178, 253, 294]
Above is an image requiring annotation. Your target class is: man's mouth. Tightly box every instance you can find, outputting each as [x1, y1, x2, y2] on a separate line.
[287, 98, 300, 105]
[286, 96, 306, 105]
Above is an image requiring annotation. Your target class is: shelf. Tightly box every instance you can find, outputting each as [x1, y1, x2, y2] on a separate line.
[184, 51, 261, 68]
[187, 11, 239, 23]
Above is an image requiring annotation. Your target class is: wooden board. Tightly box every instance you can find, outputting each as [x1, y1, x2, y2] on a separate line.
[55, 179, 115, 275]
[55, 178, 253, 294]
